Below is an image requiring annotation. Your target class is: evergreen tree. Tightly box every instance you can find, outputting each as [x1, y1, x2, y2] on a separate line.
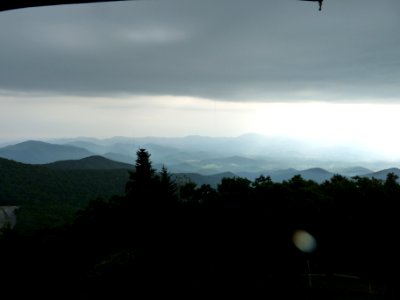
[159, 165, 175, 192]
[159, 165, 177, 203]
[179, 180, 197, 202]
[125, 148, 156, 200]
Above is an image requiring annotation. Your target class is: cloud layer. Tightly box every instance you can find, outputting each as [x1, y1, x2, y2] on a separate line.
[1, 0, 400, 102]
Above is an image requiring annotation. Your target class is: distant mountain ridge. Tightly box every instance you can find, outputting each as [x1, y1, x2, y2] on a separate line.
[237, 168, 334, 183]
[33, 155, 400, 185]
[1, 136, 400, 174]
[44, 155, 134, 170]
[364, 168, 400, 180]
[172, 172, 236, 188]
[0, 140, 93, 164]
[41, 155, 400, 184]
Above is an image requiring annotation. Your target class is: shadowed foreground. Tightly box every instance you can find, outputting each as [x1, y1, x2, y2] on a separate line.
[0, 149, 399, 299]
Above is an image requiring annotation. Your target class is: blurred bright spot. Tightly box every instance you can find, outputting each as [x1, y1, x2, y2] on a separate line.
[292, 229, 317, 253]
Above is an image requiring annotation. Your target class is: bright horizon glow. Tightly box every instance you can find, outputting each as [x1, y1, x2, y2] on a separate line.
[2, 94, 400, 159]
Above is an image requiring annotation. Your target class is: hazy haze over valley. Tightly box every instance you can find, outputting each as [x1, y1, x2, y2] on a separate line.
[1, 134, 399, 182]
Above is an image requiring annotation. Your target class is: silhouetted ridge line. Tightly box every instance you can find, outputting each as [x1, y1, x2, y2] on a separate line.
[44, 155, 134, 170]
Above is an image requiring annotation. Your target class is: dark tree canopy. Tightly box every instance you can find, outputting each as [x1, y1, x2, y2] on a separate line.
[125, 148, 156, 198]
[1, 150, 400, 299]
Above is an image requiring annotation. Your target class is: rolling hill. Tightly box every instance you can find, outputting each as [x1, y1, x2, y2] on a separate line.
[44, 155, 134, 170]
[172, 172, 236, 188]
[0, 157, 130, 232]
[0, 140, 93, 164]
[0, 156, 238, 231]
[237, 168, 335, 183]
[364, 168, 400, 181]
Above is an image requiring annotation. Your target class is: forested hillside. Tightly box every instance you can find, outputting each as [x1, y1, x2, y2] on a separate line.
[0, 157, 233, 231]
[1, 150, 399, 299]
[0, 157, 129, 231]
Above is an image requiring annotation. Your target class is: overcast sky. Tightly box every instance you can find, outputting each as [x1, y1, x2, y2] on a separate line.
[1, 0, 400, 154]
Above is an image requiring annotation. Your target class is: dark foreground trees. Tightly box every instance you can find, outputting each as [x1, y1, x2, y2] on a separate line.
[1, 149, 399, 299]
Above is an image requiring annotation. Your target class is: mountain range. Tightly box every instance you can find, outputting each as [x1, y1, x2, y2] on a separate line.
[2, 151, 398, 186]
[1, 135, 399, 178]
[1, 151, 399, 234]
[39, 156, 400, 184]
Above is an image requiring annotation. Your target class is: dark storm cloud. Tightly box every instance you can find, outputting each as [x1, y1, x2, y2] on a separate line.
[1, 0, 400, 102]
